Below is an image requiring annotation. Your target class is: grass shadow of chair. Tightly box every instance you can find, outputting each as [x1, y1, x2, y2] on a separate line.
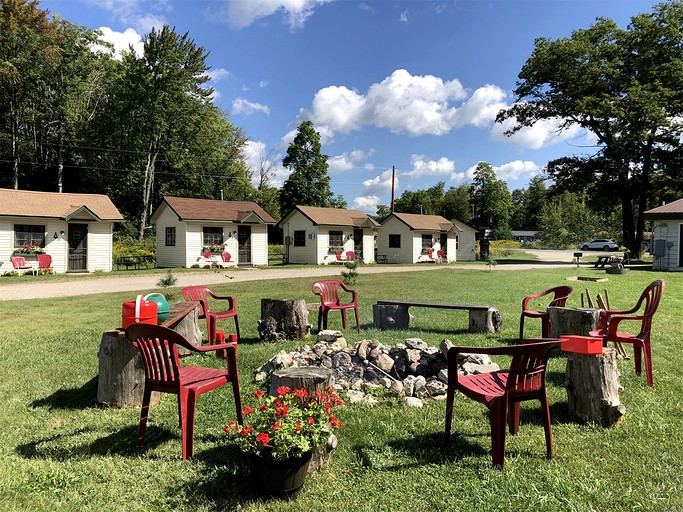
[30, 376, 98, 410]
[381, 432, 487, 471]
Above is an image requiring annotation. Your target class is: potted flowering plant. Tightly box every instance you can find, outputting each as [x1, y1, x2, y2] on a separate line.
[421, 245, 431, 254]
[14, 244, 45, 255]
[225, 386, 343, 496]
[328, 245, 344, 253]
[203, 242, 225, 253]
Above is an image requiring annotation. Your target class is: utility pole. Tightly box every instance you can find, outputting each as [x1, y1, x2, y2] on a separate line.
[390, 165, 396, 212]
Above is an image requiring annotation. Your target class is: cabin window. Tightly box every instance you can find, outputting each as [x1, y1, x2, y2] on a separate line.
[388, 234, 401, 248]
[203, 227, 223, 246]
[456, 235, 459, 251]
[14, 224, 45, 248]
[294, 230, 306, 247]
[165, 227, 176, 246]
[421, 234, 432, 249]
[329, 230, 343, 247]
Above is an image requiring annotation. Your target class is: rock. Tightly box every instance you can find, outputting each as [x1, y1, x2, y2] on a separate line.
[462, 362, 500, 375]
[389, 380, 405, 397]
[437, 368, 449, 383]
[331, 351, 352, 370]
[405, 338, 428, 350]
[440, 339, 454, 359]
[347, 390, 364, 403]
[373, 353, 395, 373]
[404, 397, 424, 408]
[426, 379, 447, 396]
[413, 376, 428, 399]
[356, 340, 369, 359]
[312, 343, 327, 356]
[317, 330, 344, 342]
[362, 394, 379, 406]
[405, 348, 421, 364]
[403, 375, 417, 397]
[461, 353, 493, 366]
[254, 371, 268, 382]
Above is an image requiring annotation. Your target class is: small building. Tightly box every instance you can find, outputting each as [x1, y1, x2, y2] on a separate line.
[511, 230, 543, 243]
[377, 212, 458, 263]
[450, 219, 477, 261]
[0, 188, 123, 274]
[151, 196, 276, 268]
[278, 205, 379, 264]
[644, 198, 683, 272]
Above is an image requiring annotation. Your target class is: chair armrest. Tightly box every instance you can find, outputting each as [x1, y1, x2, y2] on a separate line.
[207, 290, 236, 309]
[606, 314, 645, 337]
[193, 341, 237, 354]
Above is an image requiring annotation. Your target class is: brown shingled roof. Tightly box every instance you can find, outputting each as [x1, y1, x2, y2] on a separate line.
[0, 188, 123, 220]
[644, 198, 683, 218]
[286, 205, 380, 227]
[388, 212, 454, 231]
[159, 196, 276, 223]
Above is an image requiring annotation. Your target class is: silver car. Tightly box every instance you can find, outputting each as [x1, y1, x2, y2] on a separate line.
[581, 239, 619, 251]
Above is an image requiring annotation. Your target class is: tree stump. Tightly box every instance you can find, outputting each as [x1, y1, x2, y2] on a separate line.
[373, 304, 413, 330]
[548, 306, 600, 337]
[258, 299, 310, 342]
[565, 348, 625, 426]
[269, 367, 335, 471]
[161, 301, 202, 355]
[96, 330, 161, 408]
[468, 307, 503, 333]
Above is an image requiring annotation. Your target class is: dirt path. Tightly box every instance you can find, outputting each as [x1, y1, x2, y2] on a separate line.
[0, 255, 572, 301]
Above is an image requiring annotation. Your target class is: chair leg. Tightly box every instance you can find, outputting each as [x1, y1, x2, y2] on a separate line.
[317, 307, 323, 332]
[633, 343, 642, 376]
[233, 315, 240, 341]
[519, 314, 525, 340]
[541, 315, 550, 338]
[490, 398, 508, 470]
[207, 316, 216, 345]
[354, 306, 360, 333]
[540, 392, 554, 459]
[444, 386, 455, 446]
[183, 390, 198, 461]
[643, 341, 653, 387]
[226, 348, 244, 424]
[341, 309, 347, 329]
[138, 386, 152, 449]
[507, 401, 520, 435]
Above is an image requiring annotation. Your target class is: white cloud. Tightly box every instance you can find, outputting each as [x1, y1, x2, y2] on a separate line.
[92, 27, 144, 59]
[399, 10, 408, 23]
[302, 69, 511, 138]
[328, 149, 371, 173]
[351, 195, 380, 215]
[491, 115, 583, 149]
[89, 0, 167, 33]
[207, 68, 231, 82]
[492, 160, 540, 181]
[363, 169, 397, 196]
[259, 80, 269, 88]
[403, 154, 455, 178]
[232, 98, 271, 116]
[225, 0, 334, 30]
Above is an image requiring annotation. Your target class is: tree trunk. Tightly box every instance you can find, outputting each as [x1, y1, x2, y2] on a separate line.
[565, 348, 625, 427]
[258, 298, 310, 342]
[373, 304, 413, 330]
[96, 330, 162, 408]
[138, 138, 159, 240]
[547, 306, 600, 337]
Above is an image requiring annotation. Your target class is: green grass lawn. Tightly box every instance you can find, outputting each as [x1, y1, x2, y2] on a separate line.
[0, 267, 681, 511]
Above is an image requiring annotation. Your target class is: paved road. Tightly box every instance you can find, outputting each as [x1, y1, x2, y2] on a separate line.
[0, 250, 578, 301]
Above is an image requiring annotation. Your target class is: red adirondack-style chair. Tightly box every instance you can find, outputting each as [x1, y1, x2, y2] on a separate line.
[11, 256, 36, 275]
[335, 251, 345, 262]
[312, 279, 360, 333]
[345, 251, 356, 262]
[125, 324, 242, 460]
[588, 279, 665, 387]
[182, 286, 240, 343]
[437, 250, 446, 263]
[445, 339, 562, 469]
[220, 252, 232, 265]
[36, 253, 53, 272]
[519, 286, 573, 339]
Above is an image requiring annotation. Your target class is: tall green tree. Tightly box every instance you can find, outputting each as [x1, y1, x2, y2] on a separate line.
[539, 191, 604, 248]
[0, 0, 58, 189]
[497, 1, 683, 256]
[394, 182, 445, 215]
[280, 121, 333, 215]
[442, 184, 472, 223]
[471, 162, 513, 239]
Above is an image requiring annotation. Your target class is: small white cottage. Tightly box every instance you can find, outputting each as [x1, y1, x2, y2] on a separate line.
[644, 198, 683, 272]
[151, 196, 276, 268]
[278, 205, 379, 264]
[0, 188, 123, 274]
[450, 219, 477, 261]
[377, 212, 458, 264]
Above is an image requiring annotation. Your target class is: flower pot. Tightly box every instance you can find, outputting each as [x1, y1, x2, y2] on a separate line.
[247, 450, 312, 498]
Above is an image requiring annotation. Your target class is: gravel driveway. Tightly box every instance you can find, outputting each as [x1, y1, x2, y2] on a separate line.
[0, 253, 573, 301]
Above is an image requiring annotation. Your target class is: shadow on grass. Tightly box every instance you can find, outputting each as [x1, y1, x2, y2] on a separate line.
[30, 376, 98, 410]
[380, 431, 487, 470]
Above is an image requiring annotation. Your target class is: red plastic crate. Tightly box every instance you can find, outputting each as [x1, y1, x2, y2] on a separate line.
[560, 335, 603, 355]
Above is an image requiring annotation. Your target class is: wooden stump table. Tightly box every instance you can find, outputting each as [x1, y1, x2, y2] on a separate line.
[96, 301, 201, 408]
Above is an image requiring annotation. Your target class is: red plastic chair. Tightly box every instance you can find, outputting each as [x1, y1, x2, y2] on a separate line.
[588, 280, 665, 387]
[345, 251, 356, 262]
[182, 286, 240, 343]
[312, 279, 360, 333]
[519, 286, 573, 339]
[445, 339, 562, 469]
[37, 254, 53, 271]
[125, 324, 242, 460]
[11, 256, 36, 275]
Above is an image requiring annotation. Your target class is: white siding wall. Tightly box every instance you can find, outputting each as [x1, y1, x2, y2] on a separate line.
[318, 226, 355, 264]
[377, 217, 413, 263]
[281, 213, 318, 264]
[45, 222, 68, 273]
[250, 224, 269, 266]
[362, 231, 375, 264]
[652, 220, 683, 272]
[87, 222, 114, 271]
[186, 223, 205, 267]
[456, 227, 477, 261]
[154, 205, 187, 268]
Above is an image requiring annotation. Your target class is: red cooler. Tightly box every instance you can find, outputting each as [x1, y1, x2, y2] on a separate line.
[122, 295, 158, 329]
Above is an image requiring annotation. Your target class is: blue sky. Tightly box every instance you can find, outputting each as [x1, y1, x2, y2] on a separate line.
[42, 0, 659, 214]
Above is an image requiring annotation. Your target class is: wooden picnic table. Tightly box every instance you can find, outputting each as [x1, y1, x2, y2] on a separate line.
[593, 255, 612, 268]
[117, 255, 154, 270]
